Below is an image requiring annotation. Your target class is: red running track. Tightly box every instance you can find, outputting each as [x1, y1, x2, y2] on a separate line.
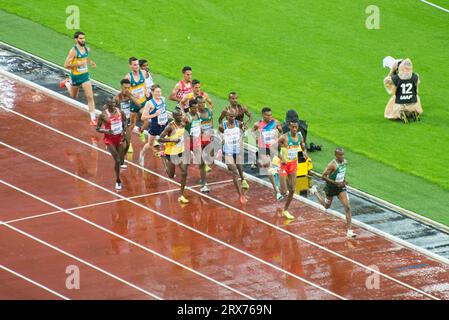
[0, 74, 449, 300]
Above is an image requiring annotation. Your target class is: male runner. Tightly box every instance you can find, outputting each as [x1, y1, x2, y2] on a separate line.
[184, 99, 209, 193]
[253, 107, 283, 200]
[179, 79, 214, 111]
[218, 110, 248, 204]
[139, 85, 169, 166]
[114, 78, 142, 157]
[139, 59, 154, 100]
[123, 57, 148, 146]
[159, 109, 190, 204]
[309, 148, 357, 238]
[278, 119, 308, 220]
[60, 31, 97, 125]
[218, 92, 252, 130]
[197, 95, 214, 172]
[169, 66, 193, 111]
[96, 100, 127, 190]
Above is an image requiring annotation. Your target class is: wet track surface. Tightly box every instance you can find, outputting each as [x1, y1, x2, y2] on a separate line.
[1, 42, 448, 260]
[1, 42, 449, 300]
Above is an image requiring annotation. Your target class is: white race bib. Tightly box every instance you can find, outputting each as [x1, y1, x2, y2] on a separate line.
[158, 111, 168, 126]
[133, 87, 145, 99]
[335, 171, 345, 183]
[111, 119, 123, 135]
[262, 130, 276, 145]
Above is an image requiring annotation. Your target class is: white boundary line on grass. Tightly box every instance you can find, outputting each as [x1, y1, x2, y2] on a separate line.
[1, 223, 163, 300]
[0, 178, 256, 300]
[4, 179, 233, 225]
[0, 69, 441, 299]
[0, 264, 70, 300]
[2, 41, 449, 235]
[0, 143, 345, 300]
[420, 0, 449, 14]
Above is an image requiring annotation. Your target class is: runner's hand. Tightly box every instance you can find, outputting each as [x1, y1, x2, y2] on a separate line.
[91, 61, 97, 69]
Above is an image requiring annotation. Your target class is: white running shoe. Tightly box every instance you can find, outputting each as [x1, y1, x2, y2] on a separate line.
[347, 229, 357, 238]
[120, 164, 127, 169]
[115, 181, 122, 190]
[276, 192, 284, 201]
[309, 185, 318, 195]
[200, 185, 210, 193]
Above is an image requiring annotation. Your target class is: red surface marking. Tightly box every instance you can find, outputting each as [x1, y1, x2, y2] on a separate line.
[1, 76, 448, 299]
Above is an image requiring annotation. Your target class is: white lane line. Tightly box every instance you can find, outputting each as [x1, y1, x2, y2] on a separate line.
[1, 223, 162, 300]
[4, 179, 233, 225]
[0, 143, 344, 300]
[0, 264, 70, 300]
[0, 107, 440, 301]
[4, 188, 180, 224]
[420, 0, 449, 14]
[0, 178, 256, 300]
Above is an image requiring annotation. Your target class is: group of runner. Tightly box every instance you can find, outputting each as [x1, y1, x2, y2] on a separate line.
[60, 31, 356, 238]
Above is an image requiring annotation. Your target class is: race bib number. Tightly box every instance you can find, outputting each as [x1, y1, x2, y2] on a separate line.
[191, 123, 201, 138]
[120, 102, 131, 119]
[287, 147, 299, 160]
[111, 119, 123, 135]
[176, 135, 184, 148]
[262, 130, 276, 145]
[335, 171, 345, 183]
[158, 111, 168, 126]
[133, 87, 145, 100]
[77, 63, 88, 73]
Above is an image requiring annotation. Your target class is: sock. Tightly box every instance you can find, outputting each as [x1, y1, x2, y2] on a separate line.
[64, 81, 72, 90]
[90, 112, 96, 121]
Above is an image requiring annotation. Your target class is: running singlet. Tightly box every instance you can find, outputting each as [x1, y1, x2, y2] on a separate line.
[223, 120, 241, 155]
[392, 73, 418, 104]
[130, 70, 147, 106]
[185, 113, 201, 139]
[286, 132, 301, 162]
[200, 108, 213, 133]
[71, 46, 89, 75]
[117, 98, 131, 120]
[145, 73, 154, 93]
[258, 119, 277, 148]
[226, 105, 245, 122]
[329, 160, 348, 183]
[165, 122, 185, 155]
[176, 81, 193, 109]
[104, 108, 123, 136]
[149, 97, 168, 126]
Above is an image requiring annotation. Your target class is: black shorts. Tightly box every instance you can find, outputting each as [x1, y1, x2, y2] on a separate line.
[148, 122, 167, 136]
[165, 153, 185, 164]
[324, 182, 346, 197]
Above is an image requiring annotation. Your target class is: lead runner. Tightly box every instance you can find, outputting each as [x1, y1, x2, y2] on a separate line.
[96, 100, 127, 191]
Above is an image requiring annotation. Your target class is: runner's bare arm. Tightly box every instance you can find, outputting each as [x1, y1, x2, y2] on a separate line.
[125, 91, 141, 107]
[204, 93, 214, 110]
[300, 135, 309, 159]
[275, 120, 283, 134]
[87, 48, 96, 68]
[278, 134, 288, 163]
[96, 113, 112, 134]
[218, 110, 227, 124]
[158, 125, 177, 143]
[321, 162, 340, 186]
[140, 101, 153, 121]
[169, 83, 181, 102]
[64, 48, 77, 69]
[242, 106, 253, 129]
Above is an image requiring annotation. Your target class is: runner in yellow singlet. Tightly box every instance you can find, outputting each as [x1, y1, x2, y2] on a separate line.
[60, 31, 97, 125]
[159, 109, 190, 204]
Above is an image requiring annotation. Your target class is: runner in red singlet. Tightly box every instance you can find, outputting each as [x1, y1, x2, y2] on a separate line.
[169, 66, 193, 111]
[96, 100, 127, 191]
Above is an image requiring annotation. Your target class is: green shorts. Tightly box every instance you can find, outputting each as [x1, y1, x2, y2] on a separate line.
[324, 182, 346, 197]
[70, 72, 90, 86]
[130, 101, 146, 113]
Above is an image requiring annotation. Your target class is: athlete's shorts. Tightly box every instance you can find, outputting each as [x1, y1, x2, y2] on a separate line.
[70, 73, 90, 87]
[324, 182, 346, 197]
[165, 152, 185, 164]
[130, 101, 146, 113]
[104, 134, 123, 147]
[280, 161, 298, 176]
[148, 122, 167, 136]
